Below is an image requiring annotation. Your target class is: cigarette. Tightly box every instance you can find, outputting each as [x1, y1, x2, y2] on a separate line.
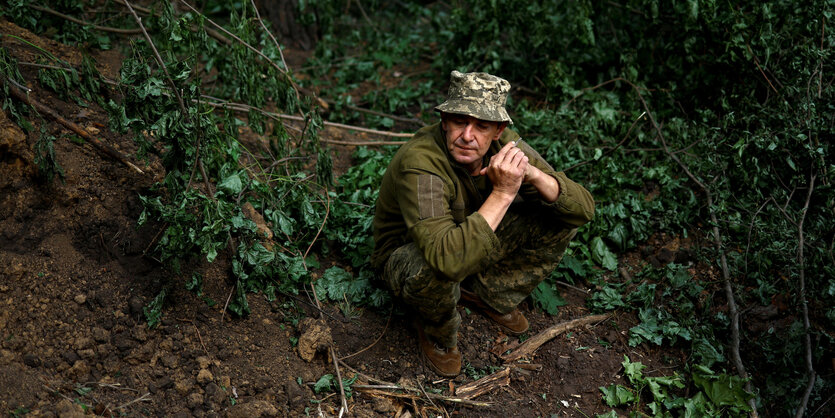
[511, 139, 520, 146]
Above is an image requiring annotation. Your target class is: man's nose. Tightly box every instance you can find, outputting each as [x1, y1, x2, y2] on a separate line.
[462, 122, 476, 141]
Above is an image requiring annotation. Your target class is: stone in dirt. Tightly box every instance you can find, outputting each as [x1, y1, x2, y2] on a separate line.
[225, 399, 279, 417]
[283, 379, 308, 408]
[241, 202, 274, 240]
[187, 392, 204, 409]
[197, 368, 214, 385]
[0, 109, 34, 187]
[54, 398, 86, 418]
[296, 317, 332, 362]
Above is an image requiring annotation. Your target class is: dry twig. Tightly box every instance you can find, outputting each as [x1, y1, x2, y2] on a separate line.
[2, 76, 145, 175]
[199, 95, 413, 139]
[306, 271, 350, 416]
[352, 386, 492, 408]
[338, 362, 492, 408]
[29, 5, 142, 34]
[249, 0, 289, 71]
[455, 367, 511, 399]
[774, 172, 817, 418]
[502, 314, 610, 362]
[339, 309, 392, 360]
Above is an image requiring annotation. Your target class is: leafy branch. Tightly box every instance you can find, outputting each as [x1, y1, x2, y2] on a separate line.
[626, 79, 760, 416]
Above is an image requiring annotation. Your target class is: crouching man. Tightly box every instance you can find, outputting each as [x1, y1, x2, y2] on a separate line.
[371, 71, 595, 377]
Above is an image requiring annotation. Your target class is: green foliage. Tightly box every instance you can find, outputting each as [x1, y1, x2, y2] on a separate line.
[0, 45, 32, 130]
[325, 146, 393, 267]
[33, 125, 64, 182]
[313, 266, 389, 309]
[313, 373, 358, 398]
[588, 284, 626, 312]
[530, 281, 567, 316]
[591, 264, 727, 368]
[144, 288, 167, 329]
[96, 2, 328, 316]
[462, 363, 501, 381]
[599, 356, 751, 417]
[37, 55, 104, 106]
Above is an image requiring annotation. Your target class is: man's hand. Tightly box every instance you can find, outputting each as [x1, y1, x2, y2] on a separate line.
[477, 141, 528, 230]
[523, 163, 561, 203]
[479, 141, 528, 197]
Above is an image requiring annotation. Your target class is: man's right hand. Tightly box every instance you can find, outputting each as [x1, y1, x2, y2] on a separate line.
[480, 140, 528, 198]
[477, 141, 528, 230]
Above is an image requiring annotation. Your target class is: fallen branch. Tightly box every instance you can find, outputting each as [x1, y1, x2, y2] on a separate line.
[630, 81, 760, 416]
[778, 172, 817, 418]
[199, 96, 413, 139]
[2, 76, 145, 175]
[416, 380, 445, 416]
[554, 280, 589, 295]
[37, 0, 227, 43]
[124, 0, 215, 199]
[455, 367, 510, 399]
[352, 386, 492, 407]
[249, 0, 289, 73]
[306, 271, 349, 417]
[314, 95, 425, 127]
[330, 346, 349, 417]
[179, 0, 300, 100]
[321, 139, 408, 146]
[502, 313, 610, 362]
[29, 5, 142, 34]
[338, 361, 491, 408]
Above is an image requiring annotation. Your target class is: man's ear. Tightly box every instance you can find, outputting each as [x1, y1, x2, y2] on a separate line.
[494, 122, 508, 140]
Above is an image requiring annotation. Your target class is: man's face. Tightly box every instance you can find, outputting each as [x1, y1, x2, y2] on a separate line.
[441, 113, 506, 174]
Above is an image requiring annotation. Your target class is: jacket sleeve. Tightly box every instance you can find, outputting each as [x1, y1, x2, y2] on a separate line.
[394, 169, 500, 282]
[516, 140, 595, 227]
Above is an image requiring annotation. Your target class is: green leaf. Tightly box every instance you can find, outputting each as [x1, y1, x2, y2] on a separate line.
[314, 374, 335, 394]
[599, 384, 635, 406]
[531, 281, 567, 315]
[691, 366, 753, 411]
[591, 237, 618, 270]
[218, 173, 243, 194]
[622, 355, 646, 385]
[589, 285, 625, 311]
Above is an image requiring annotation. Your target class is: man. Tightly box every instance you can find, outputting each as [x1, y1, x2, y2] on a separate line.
[371, 71, 595, 377]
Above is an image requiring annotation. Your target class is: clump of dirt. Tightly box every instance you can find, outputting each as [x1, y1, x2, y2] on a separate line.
[0, 18, 699, 418]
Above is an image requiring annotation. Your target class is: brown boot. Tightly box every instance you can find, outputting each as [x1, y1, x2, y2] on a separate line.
[459, 288, 529, 336]
[415, 322, 461, 377]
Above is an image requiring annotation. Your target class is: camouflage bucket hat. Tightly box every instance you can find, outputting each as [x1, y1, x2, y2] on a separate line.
[435, 71, 513, 124]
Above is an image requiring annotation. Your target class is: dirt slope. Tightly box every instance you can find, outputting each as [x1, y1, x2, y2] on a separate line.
[0, 19, 683, 417]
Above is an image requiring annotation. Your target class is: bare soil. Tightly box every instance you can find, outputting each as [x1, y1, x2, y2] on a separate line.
[0, 19, 694, 417]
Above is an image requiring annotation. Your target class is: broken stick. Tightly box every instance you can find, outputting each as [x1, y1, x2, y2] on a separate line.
[352, 386, 492, 408]
[3, 78, 145, 175]
[502, 313, 610, 362]
[455, 367, 511, 400]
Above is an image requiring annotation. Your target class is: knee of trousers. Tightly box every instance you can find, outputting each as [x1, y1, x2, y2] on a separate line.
[381, 243, 460, 323]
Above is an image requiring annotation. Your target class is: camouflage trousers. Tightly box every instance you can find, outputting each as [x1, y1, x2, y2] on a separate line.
[380, 202, 577, 348]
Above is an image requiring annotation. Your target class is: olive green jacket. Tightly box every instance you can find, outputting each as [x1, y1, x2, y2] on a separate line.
[371, 122, 594, 281]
